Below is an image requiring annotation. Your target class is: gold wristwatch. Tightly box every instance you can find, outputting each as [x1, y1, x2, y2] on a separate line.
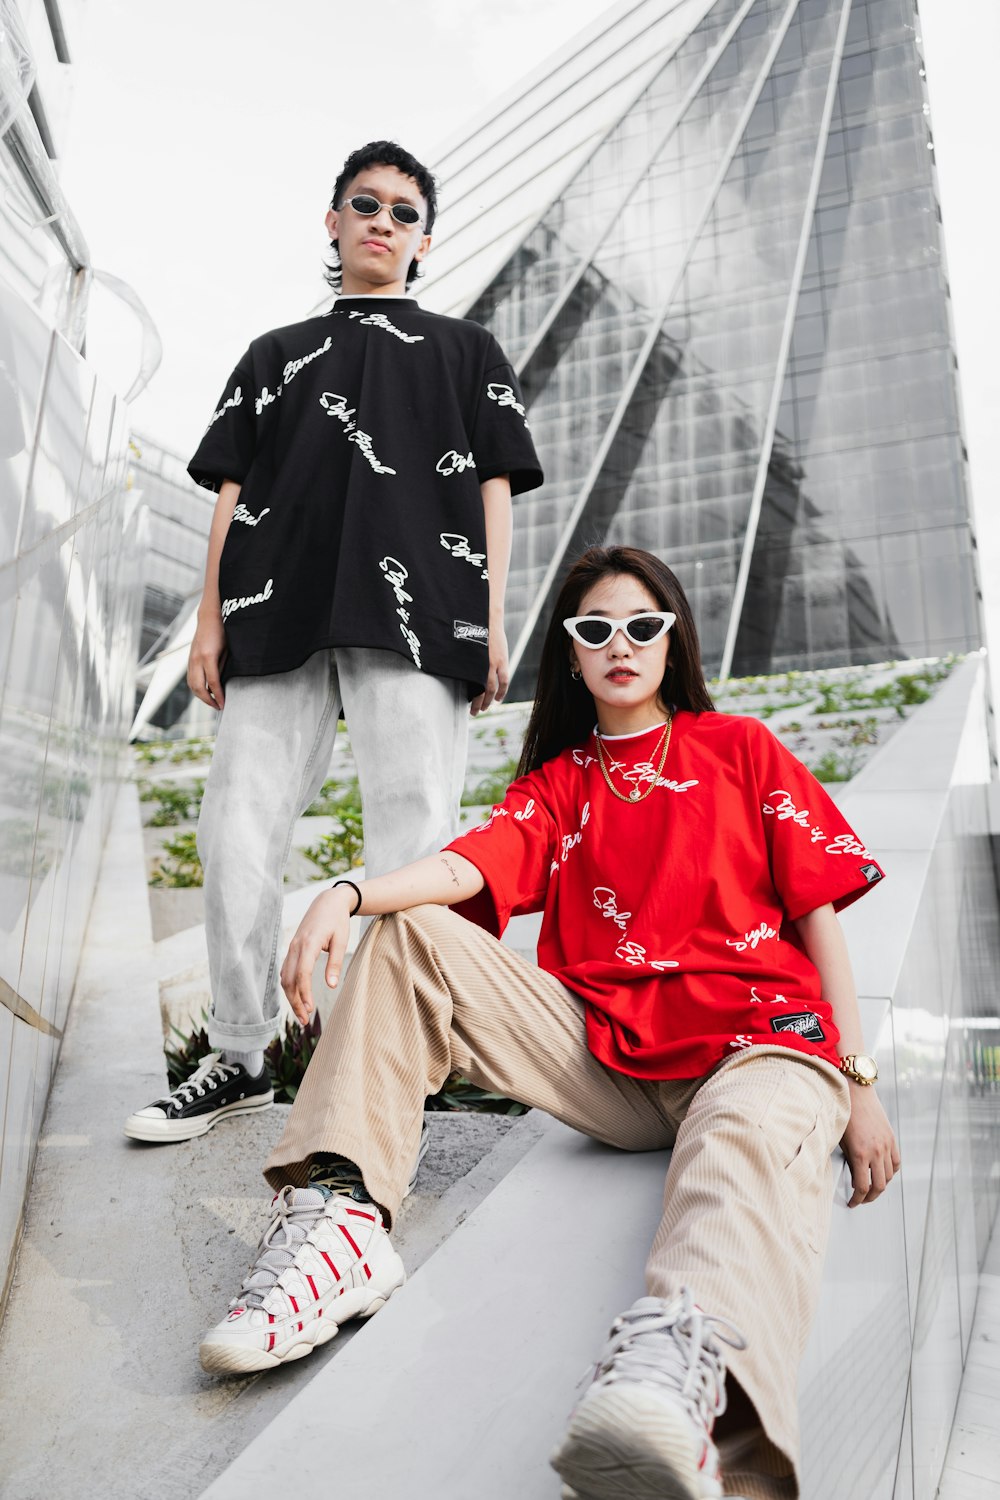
[840, 1054, 878, 1086]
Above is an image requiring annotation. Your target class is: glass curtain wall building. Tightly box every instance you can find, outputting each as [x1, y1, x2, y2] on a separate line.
[420, 0, 980, 695]
[129, 433, 215, 661]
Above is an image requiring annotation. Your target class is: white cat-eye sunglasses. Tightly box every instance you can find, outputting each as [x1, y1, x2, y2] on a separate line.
[563, 612, 676, 648]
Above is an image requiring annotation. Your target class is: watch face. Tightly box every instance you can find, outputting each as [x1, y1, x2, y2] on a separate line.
[855, 1055, 878, 1081]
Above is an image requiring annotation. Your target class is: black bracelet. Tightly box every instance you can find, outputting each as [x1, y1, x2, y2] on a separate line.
[332, 878, 363, 916]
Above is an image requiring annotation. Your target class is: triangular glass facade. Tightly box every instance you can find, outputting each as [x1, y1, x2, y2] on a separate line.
[427, 0, 980, 694]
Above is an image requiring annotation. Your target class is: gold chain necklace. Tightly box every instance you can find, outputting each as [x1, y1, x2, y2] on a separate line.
[595, 717, 673, 804]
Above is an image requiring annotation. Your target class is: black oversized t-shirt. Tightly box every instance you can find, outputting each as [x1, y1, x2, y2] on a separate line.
[188, 297, 543, 693]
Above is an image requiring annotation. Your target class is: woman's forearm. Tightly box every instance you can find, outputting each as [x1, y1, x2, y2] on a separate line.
[353, 851, 484, 914]
[792, 902, 864, 1055]
[795, 901, 901, 1205]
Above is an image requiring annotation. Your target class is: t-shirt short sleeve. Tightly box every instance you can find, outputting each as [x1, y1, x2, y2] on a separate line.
[472, 345, 543, 497]
[188, 351, 257, 492]
[445, 773, 556, 936]
[753, 724, 885, 920]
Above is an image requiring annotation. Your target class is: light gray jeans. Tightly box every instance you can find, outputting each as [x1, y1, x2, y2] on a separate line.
[197, 647, 468, 1050]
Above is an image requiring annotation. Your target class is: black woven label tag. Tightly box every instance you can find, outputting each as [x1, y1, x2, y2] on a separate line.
[454, 620, 489, 643]
[770, 1011, 826, 1042]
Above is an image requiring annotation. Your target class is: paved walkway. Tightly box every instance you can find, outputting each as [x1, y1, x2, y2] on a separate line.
[0, 786, 545, 1500]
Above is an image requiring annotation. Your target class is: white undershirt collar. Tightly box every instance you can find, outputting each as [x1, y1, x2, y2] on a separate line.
[594, 720, 669, 742]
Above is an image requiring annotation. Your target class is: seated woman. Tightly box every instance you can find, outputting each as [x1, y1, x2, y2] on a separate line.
[199, 545, 898, 1500]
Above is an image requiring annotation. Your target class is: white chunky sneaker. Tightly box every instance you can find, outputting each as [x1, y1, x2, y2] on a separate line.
[199, 1186, 405, 1375]
[551, 1289, 747, 1500]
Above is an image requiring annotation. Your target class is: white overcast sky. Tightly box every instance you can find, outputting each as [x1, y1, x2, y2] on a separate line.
[59, 0, 613, 449]
[59, 0, 998, 661]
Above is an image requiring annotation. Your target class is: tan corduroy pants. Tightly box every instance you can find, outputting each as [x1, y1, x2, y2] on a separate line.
[265, 905, 851, 1500]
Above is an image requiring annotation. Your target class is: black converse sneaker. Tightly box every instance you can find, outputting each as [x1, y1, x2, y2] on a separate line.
[124, 1053, 274, 1143]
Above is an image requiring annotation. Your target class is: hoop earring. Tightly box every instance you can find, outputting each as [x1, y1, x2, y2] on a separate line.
[570, 664, 582, 680]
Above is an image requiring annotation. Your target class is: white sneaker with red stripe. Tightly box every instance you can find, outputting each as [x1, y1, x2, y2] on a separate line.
[550, 1290, 747, 1500]
[199, 1186, 405, 1375]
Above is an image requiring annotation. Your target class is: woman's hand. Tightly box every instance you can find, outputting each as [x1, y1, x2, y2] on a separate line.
[187, 610, 228, 710]
[280, 885, 357, 1024]
[279, 853, 485, 1024]
[841, 1084, 900, 1206]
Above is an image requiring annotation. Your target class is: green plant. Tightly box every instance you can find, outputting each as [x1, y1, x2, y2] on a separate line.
[133, 739, 173, 765]
[754, 699, 811, 720]
[303, 777, 362, 817]
[302, 809, 365, 879]
[149, 830, 204, 887]
[810, 751, 851, 783]
[0, 816, 49, 879]
[264, 1012, 323, 1101]
[133, 736, 215, 766]
[813, 683, 850, 715]
[461, 757, 520, 807]
[138, 778, 205, 825]
[169, 738, 216, 763]
[164, 1016, 212, 1088]
[425, 1071, 528, 1115]
[165, 1011, 527, 1113]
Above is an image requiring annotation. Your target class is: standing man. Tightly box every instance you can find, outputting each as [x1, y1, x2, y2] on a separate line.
[125, 140, 542, 1143]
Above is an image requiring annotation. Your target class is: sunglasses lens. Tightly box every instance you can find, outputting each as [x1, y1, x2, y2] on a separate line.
[391, 204, 421, 225]
[627, 615, 666, 643]
[349, 195, 380, 215]
[575, 619, 613, 647]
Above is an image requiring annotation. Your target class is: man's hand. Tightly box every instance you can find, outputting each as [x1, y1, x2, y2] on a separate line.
[841, 1084, 900, 1206]
[470, 622, 509, 716]
[280, 885, 358, 1024]
[187, 611, 228, 710]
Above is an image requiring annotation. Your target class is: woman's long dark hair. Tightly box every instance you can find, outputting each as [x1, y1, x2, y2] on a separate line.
[517, 546, 714, 777]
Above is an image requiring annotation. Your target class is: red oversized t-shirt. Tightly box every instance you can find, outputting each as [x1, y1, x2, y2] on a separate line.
[446, 712, 885, 1080]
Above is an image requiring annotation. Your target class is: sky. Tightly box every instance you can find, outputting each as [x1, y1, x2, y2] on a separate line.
[916, 0, 1000, 684]
[58, 0, 999, 669]
[59, 0, 614, 449]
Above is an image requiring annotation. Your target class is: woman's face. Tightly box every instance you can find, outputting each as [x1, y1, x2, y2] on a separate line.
[569, 573, 671, 732]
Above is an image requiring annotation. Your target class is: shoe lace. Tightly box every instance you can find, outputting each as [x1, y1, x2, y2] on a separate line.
[168, 1054, 238, 1107]
[235, 1186, 327, 1310]
[595, 1290, 748, 1431]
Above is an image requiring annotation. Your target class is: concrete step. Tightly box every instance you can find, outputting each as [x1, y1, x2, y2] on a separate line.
[200, 1118, 669, 1500]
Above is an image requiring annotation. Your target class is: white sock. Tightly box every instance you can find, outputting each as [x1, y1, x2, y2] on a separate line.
[220, 1048, 264, 1077]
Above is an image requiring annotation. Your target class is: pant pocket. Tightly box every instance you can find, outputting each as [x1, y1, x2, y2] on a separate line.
[778, 1109, 836, 1255]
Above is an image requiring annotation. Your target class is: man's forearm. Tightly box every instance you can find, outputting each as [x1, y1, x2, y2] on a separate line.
[199, 479, 241, 617]
[481, 475, 512, 624]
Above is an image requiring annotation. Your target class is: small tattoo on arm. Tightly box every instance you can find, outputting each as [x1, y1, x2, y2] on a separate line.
[441, 857, 461, 887]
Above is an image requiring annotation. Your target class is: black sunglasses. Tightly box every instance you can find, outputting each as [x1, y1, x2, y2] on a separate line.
[341, 194, 423, 227]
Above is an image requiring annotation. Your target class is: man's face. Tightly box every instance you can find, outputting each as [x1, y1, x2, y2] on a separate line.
[326, 163, 431, 293]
